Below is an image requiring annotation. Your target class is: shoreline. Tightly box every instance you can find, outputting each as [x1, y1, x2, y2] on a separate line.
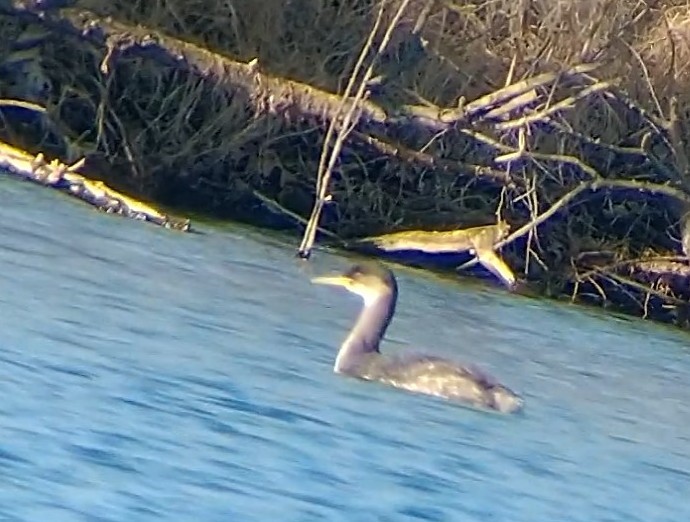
[2, 1, 690, 330]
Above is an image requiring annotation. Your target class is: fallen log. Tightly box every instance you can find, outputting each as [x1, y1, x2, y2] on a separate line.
[349, 222, 517, 288]
[0, 140, 191, 230]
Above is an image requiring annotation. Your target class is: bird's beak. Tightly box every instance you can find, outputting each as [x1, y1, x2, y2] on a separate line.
[311, 274, 352, 288]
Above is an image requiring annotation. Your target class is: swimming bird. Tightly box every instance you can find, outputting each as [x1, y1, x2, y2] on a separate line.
[312, 263, 524, 414]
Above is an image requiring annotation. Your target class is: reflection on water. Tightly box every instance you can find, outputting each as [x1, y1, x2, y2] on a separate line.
[1, 176, 689, 521]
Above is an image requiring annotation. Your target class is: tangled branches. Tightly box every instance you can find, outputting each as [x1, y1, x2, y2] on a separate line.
[3, 0, 690, 326]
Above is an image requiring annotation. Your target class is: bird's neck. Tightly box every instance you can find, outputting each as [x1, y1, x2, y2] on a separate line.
[334, 289, 396, 374]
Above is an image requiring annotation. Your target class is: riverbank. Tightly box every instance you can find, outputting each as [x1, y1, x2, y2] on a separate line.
[3, 1, 690, 329]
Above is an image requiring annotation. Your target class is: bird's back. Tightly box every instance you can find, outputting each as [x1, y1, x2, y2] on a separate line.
[342, 351, 523, 414]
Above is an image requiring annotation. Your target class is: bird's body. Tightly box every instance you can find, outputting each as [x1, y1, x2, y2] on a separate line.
[312, 263, 523, 414]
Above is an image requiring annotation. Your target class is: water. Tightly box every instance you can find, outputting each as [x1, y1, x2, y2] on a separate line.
[1, 175, 690, 522]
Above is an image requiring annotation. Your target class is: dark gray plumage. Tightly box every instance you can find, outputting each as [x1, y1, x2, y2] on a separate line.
[312, 263, 524, 414]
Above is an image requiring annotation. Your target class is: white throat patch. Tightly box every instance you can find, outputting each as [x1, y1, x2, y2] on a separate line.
[354, 285, 387, 307]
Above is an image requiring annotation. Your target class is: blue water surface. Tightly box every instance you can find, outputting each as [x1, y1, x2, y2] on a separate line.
[1, 176, 689, 521]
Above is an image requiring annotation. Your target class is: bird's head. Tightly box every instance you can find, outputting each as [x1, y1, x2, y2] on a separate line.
[311, 263, 397, 305]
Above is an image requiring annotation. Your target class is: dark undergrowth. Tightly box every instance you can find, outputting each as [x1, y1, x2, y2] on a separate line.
[3, 0, 690, 327]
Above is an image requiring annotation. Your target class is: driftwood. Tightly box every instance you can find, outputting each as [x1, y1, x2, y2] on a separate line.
[0, 140, 190, 230]
[353, 221, 510, 254]
[350, 222, 516, 287]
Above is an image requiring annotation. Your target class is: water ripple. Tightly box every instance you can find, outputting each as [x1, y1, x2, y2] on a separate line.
[1, 176, 690, 520]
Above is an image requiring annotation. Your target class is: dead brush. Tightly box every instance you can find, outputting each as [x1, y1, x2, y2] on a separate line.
[4, 0, 690, 325]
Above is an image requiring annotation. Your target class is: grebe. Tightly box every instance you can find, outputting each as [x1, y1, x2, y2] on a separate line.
[312, 263, 523, 414]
